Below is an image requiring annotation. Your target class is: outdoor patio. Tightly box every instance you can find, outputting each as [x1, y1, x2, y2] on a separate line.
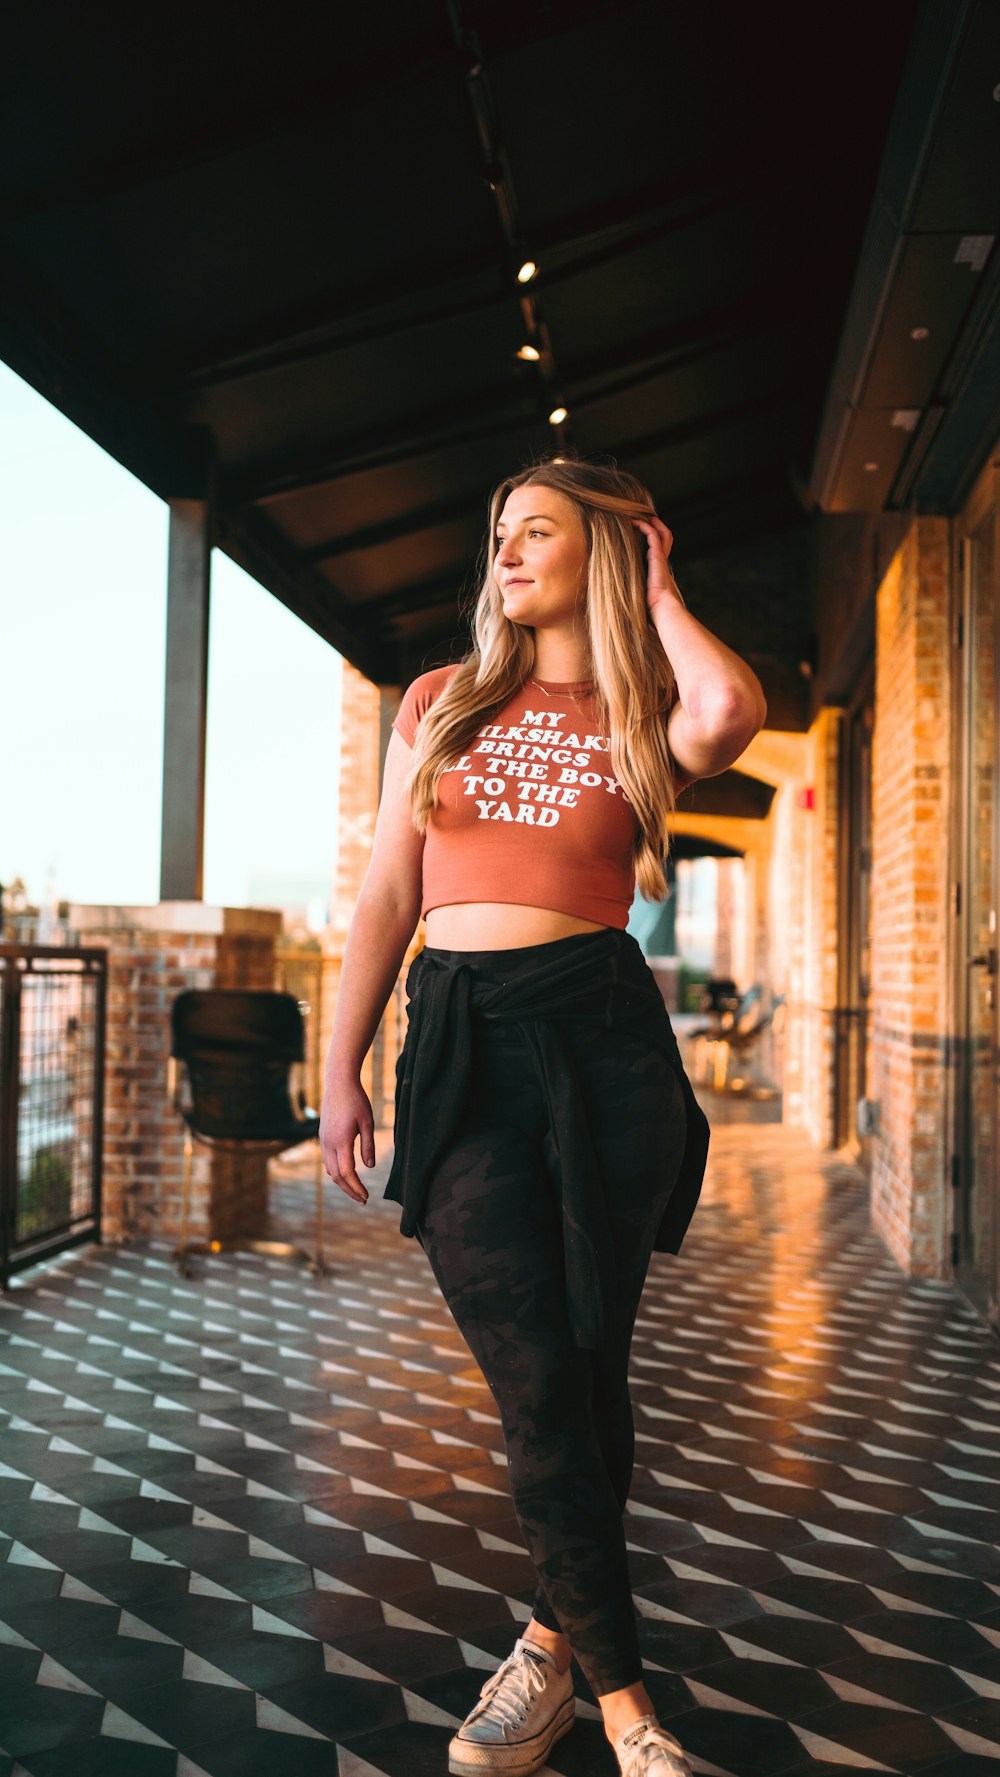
[1, 1108, 998, 1777]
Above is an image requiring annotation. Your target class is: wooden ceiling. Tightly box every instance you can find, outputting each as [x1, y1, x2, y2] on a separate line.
[1, 0, 932, 734]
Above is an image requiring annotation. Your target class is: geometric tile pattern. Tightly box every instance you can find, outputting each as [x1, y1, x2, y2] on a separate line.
[1, 1117, 999, 1777]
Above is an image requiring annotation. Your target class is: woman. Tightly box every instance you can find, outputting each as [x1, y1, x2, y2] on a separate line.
[321, 457, 766, 1777]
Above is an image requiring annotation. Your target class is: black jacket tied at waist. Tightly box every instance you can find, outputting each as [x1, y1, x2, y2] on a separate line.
[383, 928, 710, 1352]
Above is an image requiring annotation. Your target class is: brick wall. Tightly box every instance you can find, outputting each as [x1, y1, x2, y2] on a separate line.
[68, 903, 281, 1247]
[868, 516, 952, 1273]
[673, 516, 956, 1278]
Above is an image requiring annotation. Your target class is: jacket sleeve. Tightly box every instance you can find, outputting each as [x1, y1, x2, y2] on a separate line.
[650, 1061, 711, 1252]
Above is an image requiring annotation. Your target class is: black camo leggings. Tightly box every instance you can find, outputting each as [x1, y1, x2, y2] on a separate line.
[410, 931, 688, 1697]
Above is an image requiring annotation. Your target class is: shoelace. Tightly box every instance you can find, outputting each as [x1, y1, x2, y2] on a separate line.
[617, 1721, 692, 1777]
[471, 1645, 553, 1734]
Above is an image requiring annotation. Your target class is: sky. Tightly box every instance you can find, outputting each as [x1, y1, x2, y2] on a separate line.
[0, 362, 342, 925]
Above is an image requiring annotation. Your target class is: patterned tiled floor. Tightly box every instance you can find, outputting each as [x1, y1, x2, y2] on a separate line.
[2, 1104, 999, 1777]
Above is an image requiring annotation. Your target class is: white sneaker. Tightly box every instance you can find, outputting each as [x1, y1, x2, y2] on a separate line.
[613, 1714, 693, 1777]
[448, 1634, 576, 1775]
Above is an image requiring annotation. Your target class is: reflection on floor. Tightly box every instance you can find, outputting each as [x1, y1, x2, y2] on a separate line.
[684, 1084, 783, 1128]
[1, 1113, 999, 1777]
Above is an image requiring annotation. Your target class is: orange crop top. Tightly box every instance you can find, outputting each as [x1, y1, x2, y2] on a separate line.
[391, 664, 640, 929]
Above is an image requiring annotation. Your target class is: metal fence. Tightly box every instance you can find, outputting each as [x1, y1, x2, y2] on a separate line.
[274, 946, 409, 1131]
[0, 943, 107, 1287]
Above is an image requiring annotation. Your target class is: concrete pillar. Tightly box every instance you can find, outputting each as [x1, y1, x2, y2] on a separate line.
[160, 498, 212, 902]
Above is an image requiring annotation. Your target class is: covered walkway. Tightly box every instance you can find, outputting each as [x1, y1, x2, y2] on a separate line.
[1, 1113, 998, 1777]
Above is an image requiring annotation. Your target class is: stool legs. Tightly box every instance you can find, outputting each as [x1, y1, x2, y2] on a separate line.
[171, 1131, 330, 1277]
[174, 1129, 194, 1277]
[309, 1142, 328, 1277]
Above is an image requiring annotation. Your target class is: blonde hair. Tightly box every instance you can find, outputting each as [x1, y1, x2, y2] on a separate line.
[401, 453, 682, 901]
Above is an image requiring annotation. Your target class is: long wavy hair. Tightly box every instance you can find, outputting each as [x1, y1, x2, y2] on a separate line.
[400, 453, 683, 901]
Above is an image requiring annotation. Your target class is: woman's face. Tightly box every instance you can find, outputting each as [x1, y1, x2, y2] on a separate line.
[493, 485, 588, 628]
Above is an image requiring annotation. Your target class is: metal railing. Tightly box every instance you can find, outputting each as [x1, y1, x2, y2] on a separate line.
[0, 943, 107, 1287]
[274, 945, 412, 1131]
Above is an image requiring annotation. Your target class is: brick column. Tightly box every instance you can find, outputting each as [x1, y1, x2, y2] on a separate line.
[802, 707, 843, 1146]
[714, 857, 738, 979]
[325, 664, 423, 1134]
[68, 902, 281, 1246]
[329, 663, 385, 939]
[868, 516, 952, 1273]
[763, 708, 841, 1140]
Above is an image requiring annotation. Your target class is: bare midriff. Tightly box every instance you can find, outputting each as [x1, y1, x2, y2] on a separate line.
[423, 902, 609, 950]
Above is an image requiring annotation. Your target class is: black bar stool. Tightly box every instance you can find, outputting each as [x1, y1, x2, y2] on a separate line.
[167, 988, 326, 1276]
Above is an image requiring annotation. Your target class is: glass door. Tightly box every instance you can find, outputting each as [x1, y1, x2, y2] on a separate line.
[956, 505, 1000, 1325]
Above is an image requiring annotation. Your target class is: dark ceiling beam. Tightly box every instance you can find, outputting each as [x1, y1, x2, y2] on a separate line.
[639, 462, 800, 539]
[609, 379, 803, 474]
[299, 311, 788, 558]
[227, 384, 543, 508]
[543, 155, 770, 265]
[566, 317, 786, 418]
[533, 134, 878, 293]
[563, 308, 766, 402]
[299, 345, 777, 560]
[230, 353, 800, 515]
[360, 569, 480, 620]
[303, 493, 486, 565]
[0, 50, 453, 229]
[140, 251, 509, 395]
[150, 161, 796, 398]
[534, 157, 767, 277]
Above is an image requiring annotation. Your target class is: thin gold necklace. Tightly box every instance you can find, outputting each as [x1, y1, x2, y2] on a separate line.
[528, 675, 593, 697]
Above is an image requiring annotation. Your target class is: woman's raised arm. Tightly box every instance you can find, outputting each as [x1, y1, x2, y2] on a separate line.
[633, 512, 767, 782]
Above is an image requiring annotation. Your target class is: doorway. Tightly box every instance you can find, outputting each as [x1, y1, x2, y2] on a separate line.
[835, 661, 874, 1156]
[954, 472, 1000, 1326]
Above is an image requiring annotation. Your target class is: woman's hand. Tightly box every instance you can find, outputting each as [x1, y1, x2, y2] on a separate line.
[633, 514, 686, 620]
[320, 1078, 375, 1204]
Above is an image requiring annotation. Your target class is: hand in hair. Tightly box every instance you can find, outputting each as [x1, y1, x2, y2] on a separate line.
[632, 514, 686, 619]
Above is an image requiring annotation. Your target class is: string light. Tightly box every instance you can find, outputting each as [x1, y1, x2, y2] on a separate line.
[548, 405, 567, 426]
[517, 344, 540, 361]
[517, 260, 537, 283]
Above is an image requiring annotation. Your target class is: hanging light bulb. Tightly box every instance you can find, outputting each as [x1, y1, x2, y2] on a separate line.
[517, 260, 537, 283]
[548, 405, 567, 426]
[517, 344, 540, 361]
